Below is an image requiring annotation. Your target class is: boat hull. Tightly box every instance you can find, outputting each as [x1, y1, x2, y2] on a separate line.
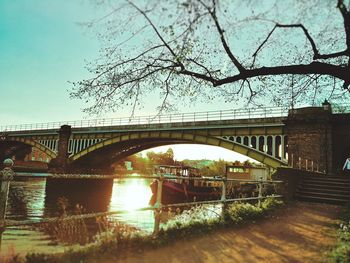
[149, 179, 257, 205]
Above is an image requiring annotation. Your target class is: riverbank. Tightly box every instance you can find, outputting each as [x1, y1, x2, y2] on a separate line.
[109, 201, 341, 263]
[0, 201, 342, 262]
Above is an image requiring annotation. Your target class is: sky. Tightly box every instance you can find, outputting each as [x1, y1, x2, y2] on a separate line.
[0, 1, 254, 162]
[141, 144, 254, 162]
[0, 1, 101, 125]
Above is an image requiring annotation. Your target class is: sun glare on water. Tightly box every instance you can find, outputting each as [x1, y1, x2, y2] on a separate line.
[110, 178, 153, 211]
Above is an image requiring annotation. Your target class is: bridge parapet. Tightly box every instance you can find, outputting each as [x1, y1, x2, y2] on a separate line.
[1, 106, 289, 133]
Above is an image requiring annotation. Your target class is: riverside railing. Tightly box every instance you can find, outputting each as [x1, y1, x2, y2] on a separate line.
[0, 106, 289, 132]
[288, 154, 323, 174]
[0, 173, 284, 238]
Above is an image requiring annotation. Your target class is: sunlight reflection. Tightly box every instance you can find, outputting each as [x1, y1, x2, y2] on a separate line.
[108, 177, 155, 231]
[110, 178, 153, 211]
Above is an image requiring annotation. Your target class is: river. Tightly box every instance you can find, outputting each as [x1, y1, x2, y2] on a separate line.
[0, 174, 155, 255]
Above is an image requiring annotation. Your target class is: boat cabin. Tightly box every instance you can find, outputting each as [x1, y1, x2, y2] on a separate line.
[153, 165, 200, 177]
[225, 164, 268, 181]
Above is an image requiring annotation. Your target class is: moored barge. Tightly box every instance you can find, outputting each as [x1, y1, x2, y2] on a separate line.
[149, 165, 259, 205]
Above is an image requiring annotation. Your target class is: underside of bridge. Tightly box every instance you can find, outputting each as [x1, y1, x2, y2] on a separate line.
[67, 131, 286, 174]
[68, 139, 189, 173]
[0, 141, 32, 163]
[0, 138, 57, 169]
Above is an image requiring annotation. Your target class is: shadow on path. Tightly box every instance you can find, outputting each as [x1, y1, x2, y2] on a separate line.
[117, 201, 341, 263]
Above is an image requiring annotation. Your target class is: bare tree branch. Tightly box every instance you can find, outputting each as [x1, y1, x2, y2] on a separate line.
[215, 62, 349, 86]
[252, 23, 349, 67]
[73, 0, 350, 114]
[198, 0, 245, 72]
[127, 0, 182, 65]
[338, 0, 350, 54]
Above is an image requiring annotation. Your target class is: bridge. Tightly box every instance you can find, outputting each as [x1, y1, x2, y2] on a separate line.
[1, 103, 349, 174]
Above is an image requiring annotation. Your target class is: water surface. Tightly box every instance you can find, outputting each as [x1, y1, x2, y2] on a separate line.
[1, 174, 154, 255]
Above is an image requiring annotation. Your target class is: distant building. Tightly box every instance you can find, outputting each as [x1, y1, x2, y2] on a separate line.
[125, 161, 133, 171]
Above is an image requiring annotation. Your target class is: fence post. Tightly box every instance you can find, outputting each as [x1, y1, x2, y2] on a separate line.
[0, 159, 15, 248]
[153, 174, 163, 236]
[311, 161, 314, 172]
[221, 176, 227, 220]
[258, 177, 263, 207]
[298, 157, 301, 170]
[305, 159, 308, 171]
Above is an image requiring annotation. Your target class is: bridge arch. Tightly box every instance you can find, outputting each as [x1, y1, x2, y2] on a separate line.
[5, 137, 57, 159]
[69, 131, 287, 168]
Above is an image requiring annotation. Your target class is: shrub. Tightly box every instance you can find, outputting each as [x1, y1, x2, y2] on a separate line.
[261, 196, 284, 212]
[329, 204, 350, 263]
[225, 202, 263, 224]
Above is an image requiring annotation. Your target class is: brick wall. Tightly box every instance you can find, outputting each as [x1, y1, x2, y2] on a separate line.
[284, 107, 332, 173]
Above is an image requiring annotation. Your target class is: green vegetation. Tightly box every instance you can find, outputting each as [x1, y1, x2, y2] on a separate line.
[116, 147, 261, 176]
[146, 148, 175, 166]
[329, 204, 350, 263]
[114, 148, 176, 174]
[0, 197, 283, 263]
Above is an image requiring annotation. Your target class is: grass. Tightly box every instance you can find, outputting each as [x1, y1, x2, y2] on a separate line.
[1, 197, 283, 263]
[329, 204, 350, 263]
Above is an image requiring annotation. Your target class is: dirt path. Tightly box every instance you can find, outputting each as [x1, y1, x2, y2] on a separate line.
[114, 202, 341, 263]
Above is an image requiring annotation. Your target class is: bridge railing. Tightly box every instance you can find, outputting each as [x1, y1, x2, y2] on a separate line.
[2, 103, 350, 133]
[0, 106, 289, 132]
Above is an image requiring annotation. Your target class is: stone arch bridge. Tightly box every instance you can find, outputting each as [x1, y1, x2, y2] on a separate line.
[1, 105, 348, 174]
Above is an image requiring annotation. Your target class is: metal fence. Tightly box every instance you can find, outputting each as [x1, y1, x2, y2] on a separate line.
[1, 175, 284, 237]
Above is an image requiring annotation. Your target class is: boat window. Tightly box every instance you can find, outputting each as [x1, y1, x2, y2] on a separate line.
[228, 167, 249, 173]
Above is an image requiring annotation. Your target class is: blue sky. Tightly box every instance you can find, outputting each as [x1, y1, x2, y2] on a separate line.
[0, 1, 102, 125]
[0, 1, 254, 162]
[0, 1, 233, 125]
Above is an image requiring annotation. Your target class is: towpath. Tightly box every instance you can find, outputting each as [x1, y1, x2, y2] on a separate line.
[115, 201, 341, 263]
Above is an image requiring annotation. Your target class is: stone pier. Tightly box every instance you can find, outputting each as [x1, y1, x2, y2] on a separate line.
[48, 125, 71, 173]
